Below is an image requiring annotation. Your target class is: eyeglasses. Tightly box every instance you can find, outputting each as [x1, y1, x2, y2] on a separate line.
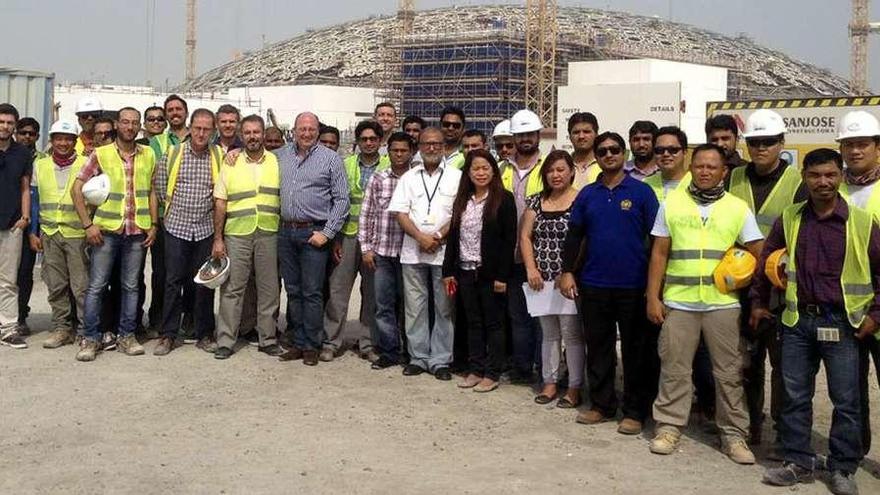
[746, 136, 782, 148]
[440, 121, 463, 130]
[653, 146, 683, 156]
[420, 141, 444, 148]
[94, 131, 113, 137]
[16, 130, 37, 137]
[146, 116, 166, 123]
[596, 146, 623, 157]
[359, 135, 380, 143]
[77, 112, 101, 120]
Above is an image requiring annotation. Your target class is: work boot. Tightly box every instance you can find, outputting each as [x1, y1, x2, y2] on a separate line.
[75, 338, 100, 362]
[762, 463, 814, 486]
[722, 438, 756, 464]
[617, 418, 643, 435]
[829, 470, 858, 495]
[117, 334, 145, 356]
[43, 329, 74, 349]
[153, 336, 174, 356]
[576, 409, 612, 425]
[649, 426, 681, 455]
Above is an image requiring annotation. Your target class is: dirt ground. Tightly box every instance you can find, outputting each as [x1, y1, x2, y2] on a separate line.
[1, 265, 880, 495]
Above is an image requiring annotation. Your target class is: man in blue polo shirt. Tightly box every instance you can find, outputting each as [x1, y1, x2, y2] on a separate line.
[559, 131, 659, 435]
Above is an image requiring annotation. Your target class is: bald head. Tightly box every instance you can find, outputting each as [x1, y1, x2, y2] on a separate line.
[294, 112, 320, 150]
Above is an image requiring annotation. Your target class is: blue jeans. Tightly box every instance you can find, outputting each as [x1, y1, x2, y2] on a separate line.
[508, 263, 541, 375]
[402, 263, 453, 372]
[781, 307, 863, 474]
[83, 233, 146, 341]
[373, 255, 403, 361]
[279, 226, 329, 351]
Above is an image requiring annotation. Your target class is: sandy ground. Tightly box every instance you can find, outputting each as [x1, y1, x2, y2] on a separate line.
[1, 265, 880, 495]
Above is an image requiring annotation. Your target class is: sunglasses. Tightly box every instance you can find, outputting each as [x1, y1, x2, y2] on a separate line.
[497, 143, 516, 149]
[94, 131, 113, 137]
[596, 145, 623, 157]
[16, 130, 37, 137]
[746, 136, 782, 148]
[653, 146, 683, 156]
[440, 121, 463, 129]
[77, 112, 101, 119]
[146, 116, 166, 123]
[359, 135, 380, 143]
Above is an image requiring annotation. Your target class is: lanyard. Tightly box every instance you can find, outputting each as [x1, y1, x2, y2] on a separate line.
[420, 168, 444, 215]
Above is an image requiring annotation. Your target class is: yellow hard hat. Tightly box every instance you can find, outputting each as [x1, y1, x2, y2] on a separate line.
[713, 247, 757, 294]
[764, 249, 789, 290]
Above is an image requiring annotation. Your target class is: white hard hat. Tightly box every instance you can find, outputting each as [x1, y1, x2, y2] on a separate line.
[836, 111, 880, 141]
[49, 120, 79, 137]
[509, 109, 543, 134]
[492, 119, 513, 138]
[742, 109, 786, 139]
[76, 96, 103, 114]
[82, 174, 110, 206]
[194, 256, 230, 290]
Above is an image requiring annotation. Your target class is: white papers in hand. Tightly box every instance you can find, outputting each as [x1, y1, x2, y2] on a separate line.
[522, 283, 578, 317]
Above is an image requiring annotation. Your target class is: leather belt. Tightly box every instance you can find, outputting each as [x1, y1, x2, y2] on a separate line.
[282, 220, 325, 229]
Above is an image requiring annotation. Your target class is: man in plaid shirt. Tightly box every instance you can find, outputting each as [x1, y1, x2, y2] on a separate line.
[359, 132, 414, 369]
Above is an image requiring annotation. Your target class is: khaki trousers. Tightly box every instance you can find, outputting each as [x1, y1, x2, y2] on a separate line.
[217, 231, 279, 349]
[41, 233, 89, 334]
[0, 229, 23, 335]
[652, 308, 750, 441]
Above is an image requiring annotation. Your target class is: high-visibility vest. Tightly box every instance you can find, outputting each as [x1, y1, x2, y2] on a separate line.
[164, 143, 222, 218]
[644, 172, 692, 202]
[92, 144, 155, 232]
[342, 154, 390, 236]
[445, 150, 465, 170]
[501, 156, 545, 197]
[663, 189, 750, 306]
[223, 152, 281, 236]
[576, 163, 602, 190]
[153, 133, 171, 156]
[729, 164, 801, 236]
[781, 201, 875, 329]
[840, 182, 880, 221]
[35, 155, 88, 238]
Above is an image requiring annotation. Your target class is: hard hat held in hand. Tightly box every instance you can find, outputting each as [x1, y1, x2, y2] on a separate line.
[764, 248, 789, 290]
[49, 120, 79, 137]
[509, 109, 543, 134]
[713, 247, 757, 294]
[82, 174, 111, 206]
[836, 111, 880, 142]
[194, 256, 230, 290]
[493, 119, 513, 138]
[743, 109, 786, 139]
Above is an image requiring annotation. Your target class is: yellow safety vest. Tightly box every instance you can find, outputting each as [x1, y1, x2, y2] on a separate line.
[781, 201, 875, 329]
[223, 152, 281, 236]
[840, 182, 880, 222]
[342, 154, 390, 236]
[501, 156, 545, 197]
[644, 172, 692, 202]
[729, 164, 801, 236]
[663, 189, 750, 306]
[92, 144, 155, 232]
[445, 151, 465, 170]
[153, 133, 171, 156]
[35, 155, 88, 238]
[164, 143, 223, 218]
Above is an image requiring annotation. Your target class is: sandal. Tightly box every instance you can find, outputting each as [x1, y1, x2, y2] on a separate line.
[556, 396, 582, 409]
[534, 394, 557, 405]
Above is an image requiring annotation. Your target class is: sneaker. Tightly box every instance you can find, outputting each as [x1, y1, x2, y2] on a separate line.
[195, 336, 218, 354]
[617, 418, 643, 435]
[360, 349, 380, 363]
[75, 338, 100, 362]
[762, 462, 814, 486]
[43, 329, 74, 349]
[576, 409, 612, 425]
[319, 347, 336, 362]
[829, 470, 858, 495]
[0, 331, 27, 349]
[258, 344, 285, 357]
[722, 438, 756, 464]
[243, 330, 259, 347]
[153, 336, 174, 356]
[102, 331, 117, 351]
[16, 322, 31, 336]
[649, 428, 681, 455]
[117, 334, 145, 356]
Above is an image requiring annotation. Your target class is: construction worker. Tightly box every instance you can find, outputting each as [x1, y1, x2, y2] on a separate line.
[440, 106, 466, 169]
[461, 129, 489, 155]
[137, 106, 167, 146]
[501, 108, 545, 383]
[706, 114, 747, 171]
[644, 126, 691, 200]
[212, 115, 283, 360]
[492, 119, 514, 161]
[402, 115, 425, 144]
[646, 143, 762, 465]
[93, 117, 115, 147]
[150, 94, 190, 159]
[755, 148, 879, 495]
[322, 120, 389, 362]
[74, 96, 103, 156]
[624, 120, 658, 181]
[28, 120, 89, 349]
[151, 108, 225, 356]
[373, 102, 397, 153]
[318, 124, 340, 152]
[71, 107, 158, 362]
[214, 104, 243, 153]
[567, 112, 601, 189]
[836, 110, 880, 457]
[14, 117, 43, 337]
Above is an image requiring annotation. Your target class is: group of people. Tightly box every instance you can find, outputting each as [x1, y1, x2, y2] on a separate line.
[1, 93, 879, 495]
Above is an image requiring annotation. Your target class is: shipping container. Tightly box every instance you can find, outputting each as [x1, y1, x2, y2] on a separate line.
[0, 68, 55, 151]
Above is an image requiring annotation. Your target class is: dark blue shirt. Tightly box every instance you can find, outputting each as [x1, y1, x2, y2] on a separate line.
[0, 141, 32, 230]
[567, 174, 658, 289]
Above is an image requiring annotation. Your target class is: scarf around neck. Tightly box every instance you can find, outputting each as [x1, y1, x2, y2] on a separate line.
[52, 150, 77, 168]
[844, 165, 880, 187]
[687, 181, 725, 205]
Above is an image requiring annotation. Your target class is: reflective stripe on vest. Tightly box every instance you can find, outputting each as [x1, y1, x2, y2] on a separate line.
[644, 172, 691, 202]
[781, 201, 875, 329]
[662, 190, 750, 306]
[728, 164, 801, 237]
[164, 144, 222, 218]
[92, 144, 156, 232]
[35, 155, 88, 238]
[223, 152, 281, 236]
[501, 156, 545, 197]
[342, 154, 391, 236]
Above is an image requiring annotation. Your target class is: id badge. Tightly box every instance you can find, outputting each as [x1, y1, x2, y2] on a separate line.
[817, 327, 840, 343]
[421, 213, 436, 227]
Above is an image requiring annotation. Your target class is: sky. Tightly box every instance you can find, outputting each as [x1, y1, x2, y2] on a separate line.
[2, 0, 878, 92]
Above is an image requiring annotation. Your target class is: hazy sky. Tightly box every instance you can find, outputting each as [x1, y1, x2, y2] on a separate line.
[2, 0, 878, 92]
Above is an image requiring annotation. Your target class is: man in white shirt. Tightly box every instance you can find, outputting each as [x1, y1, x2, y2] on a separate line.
[388, 127, 462, 380]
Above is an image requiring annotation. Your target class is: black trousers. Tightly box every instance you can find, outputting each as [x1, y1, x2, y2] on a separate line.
[17, 231, 36, 323]
[161, 232, 215, 339]
[742, 313, 784, 436]
[860, 336, 880, 455]
[580, 286, 659, 421]
[457, 269, 506, 381]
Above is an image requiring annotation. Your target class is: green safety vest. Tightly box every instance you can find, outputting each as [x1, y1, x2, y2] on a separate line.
[729, 164, 801, 236]
[92, 144, 155, 232]
[644, 172, 692, 202]
[501, 156, 545, 197]
[35, 155, 88, 238]
[663, 189, 750, 306]
[223, 152, 280, 236]
[164, 144, 223, 218]
[781, 201, 875, 329]
[342, 154, 390, 236]
[840, 182, 880, 222]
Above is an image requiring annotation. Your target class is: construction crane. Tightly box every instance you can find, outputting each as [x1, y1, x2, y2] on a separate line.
[399, 0, 415, 37]
[850, 0, 880, 94]
[525, 0, 558, 128]
[186, 0, 197, 82]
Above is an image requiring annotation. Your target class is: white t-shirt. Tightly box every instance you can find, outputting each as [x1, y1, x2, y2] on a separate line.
[661, 179, 681, 198]
[651, 199, 763, 312]
[846, 182, 876, 210]
[388, 163, 462, 266]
